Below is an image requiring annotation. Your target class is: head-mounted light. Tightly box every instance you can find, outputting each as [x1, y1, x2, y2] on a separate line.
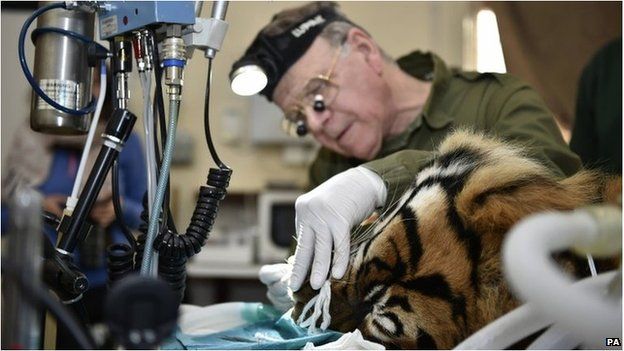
[230, 64, 268, 96]
[229, 5, 350, 101]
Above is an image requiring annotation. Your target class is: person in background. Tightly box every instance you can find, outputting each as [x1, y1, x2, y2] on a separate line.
[231, 2, 582, 309]
[570, 37, 622, 174]
[1, 69, 146, 348]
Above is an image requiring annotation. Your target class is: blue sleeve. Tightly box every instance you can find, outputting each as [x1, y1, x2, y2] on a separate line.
[1, 204, 9, 234]
[118, 133, 147, 229]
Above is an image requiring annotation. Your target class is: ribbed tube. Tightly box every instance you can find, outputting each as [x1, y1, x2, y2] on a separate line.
[106, 243, 134, 288]
[140, 99, 180, 275]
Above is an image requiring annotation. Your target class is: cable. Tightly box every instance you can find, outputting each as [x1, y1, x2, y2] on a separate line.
[18, 2, 98, 115]
[31, 27, 108, 52]
[42, 211, 61, 227]
[141, 99, 181, 275]
[151, 32, 168, 156]
[140, 49, 233, 303]
[66, 60, 107, 212]
[107, 243, 135, 287]
[204, 58, 228, 168]
[1, 260, 96, 350]
[150, 30, 177, 235]
[112, 159, 136, 251]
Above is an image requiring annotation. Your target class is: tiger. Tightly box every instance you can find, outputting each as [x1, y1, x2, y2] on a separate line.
[291, 130, 621, 349]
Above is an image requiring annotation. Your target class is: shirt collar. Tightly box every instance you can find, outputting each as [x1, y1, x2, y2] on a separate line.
[410, 51, 453, 129]
[379, 51, 452, 156]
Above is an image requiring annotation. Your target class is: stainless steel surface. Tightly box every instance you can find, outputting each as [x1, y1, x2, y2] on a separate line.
[30, 1, 95, 135]
[194, 1, 204, 17]
[115, 72, 129, 109]
[161, 35, 187, 99]
[210, 1, 228, 21]
[205, 1, 229, 59]
[140, 29, 154, 71]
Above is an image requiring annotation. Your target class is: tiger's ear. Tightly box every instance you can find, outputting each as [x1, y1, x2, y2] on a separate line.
[456, 170, 603, 236]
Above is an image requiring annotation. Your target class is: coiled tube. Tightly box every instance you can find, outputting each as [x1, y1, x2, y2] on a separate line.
[157, 236, 188, 304]
[135, 167, 232, 303]
[106, 243, 134, 288]
[153, 167, 231, 259]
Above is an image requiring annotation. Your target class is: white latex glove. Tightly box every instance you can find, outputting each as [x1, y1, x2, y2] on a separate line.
[290, 166, 387, 291]
[258, 261, 294, 313]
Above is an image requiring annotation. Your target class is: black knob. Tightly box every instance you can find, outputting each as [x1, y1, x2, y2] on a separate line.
[296, 121, 307, 136]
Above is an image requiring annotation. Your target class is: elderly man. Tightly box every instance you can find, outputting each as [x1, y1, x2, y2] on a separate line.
[231, 2, 580, 301]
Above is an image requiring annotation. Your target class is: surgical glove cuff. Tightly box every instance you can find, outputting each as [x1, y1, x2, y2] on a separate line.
[355, 166, 387, 208]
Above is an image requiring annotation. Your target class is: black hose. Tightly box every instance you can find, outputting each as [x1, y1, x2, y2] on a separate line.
[42, 211, 61, 228]
[106, 243, 134, 287]
[134, 34, 232, 304]
[111, 159, 136, 251]
[1, 260, 96, 350]
[204, 58, 228, 169]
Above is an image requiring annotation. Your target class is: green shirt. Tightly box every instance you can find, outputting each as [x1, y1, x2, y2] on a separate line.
[569, 38, 622, 174]
[308, 51, 582, 206]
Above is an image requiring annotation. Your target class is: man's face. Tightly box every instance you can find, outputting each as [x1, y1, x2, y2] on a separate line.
[273, 36, 392, 160]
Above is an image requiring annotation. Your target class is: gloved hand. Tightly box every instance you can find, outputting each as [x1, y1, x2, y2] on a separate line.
[290, 166, 387, 291]
[258, 261, 294, 313]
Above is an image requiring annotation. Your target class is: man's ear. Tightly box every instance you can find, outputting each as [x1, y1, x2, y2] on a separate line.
[345, 27, 384, 75]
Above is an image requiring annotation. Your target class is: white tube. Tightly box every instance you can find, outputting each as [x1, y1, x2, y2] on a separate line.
[455, 271, 617, 350]
[139, 72, 157, 215]
[502, 210, 621, 349]
[65, 62, 107, 213]
[527, 324, 581, 350]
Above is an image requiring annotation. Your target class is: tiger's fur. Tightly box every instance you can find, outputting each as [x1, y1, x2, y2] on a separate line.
[292, 130, 621, 349]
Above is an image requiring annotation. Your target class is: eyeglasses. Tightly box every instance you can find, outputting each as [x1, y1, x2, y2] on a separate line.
[282, 46, 343, 137]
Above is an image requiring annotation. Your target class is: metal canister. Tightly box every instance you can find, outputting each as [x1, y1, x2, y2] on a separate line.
[30, 2, 95, 135]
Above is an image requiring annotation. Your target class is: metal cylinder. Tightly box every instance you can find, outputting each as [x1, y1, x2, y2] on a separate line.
[161, 36, 186, 99]
[30, 2, 95, 135]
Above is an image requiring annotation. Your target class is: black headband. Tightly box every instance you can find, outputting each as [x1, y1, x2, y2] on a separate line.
[230, 6, 350, 101]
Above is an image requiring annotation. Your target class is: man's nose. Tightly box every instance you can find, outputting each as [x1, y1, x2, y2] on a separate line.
[304, 105, 330, 133]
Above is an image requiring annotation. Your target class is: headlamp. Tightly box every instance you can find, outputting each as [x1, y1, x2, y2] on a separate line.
[230, 64, 268, 96]
[229, 5, 350, 101]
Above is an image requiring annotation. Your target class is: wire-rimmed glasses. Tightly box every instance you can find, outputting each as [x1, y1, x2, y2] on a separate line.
[282, 46, 343, 136]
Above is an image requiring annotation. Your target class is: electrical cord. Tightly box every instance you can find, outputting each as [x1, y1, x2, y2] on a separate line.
[112, 159, 136, 251]
[31, 27, 108, 52]
[141, 54, 232, 302]
[1, 260, 96, 350]
[151, 31, 168, 158]
[204, 58, 229, 169]
[42, 211, 61, 227]
[18, 2, 102, 115]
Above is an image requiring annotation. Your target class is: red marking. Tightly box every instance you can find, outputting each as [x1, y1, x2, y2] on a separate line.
[123, 16, 128, 25]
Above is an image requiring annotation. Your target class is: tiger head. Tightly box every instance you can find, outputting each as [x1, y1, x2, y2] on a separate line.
[292, 130, 620, 349]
